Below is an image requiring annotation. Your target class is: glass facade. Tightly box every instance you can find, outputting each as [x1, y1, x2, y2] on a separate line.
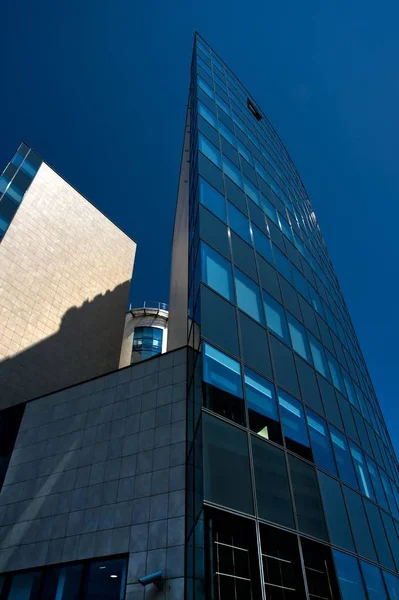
[185, 33, 399, 599]
[0, 142, 42, 240]
[132, 326, 163, 361]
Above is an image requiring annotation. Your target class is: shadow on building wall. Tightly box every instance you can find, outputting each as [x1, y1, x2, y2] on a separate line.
[0, 281, 130, 411]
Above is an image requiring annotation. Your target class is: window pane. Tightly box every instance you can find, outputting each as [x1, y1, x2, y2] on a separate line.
[366, 457, 389, 511]
[203, 342, 242, 398]
[333, 550, 367, 600]
[199, 177, 226, 222]
[203, 413, 253, 514]
[228, 202, 252, 244]
[360, 561, 388, 600]
[278, 389, 311, 459]
[306, 409, 337, 475]
[199, 133, 221, 167]
[7, 572, 41, 600]
[219, 121, 235, 145]
[318, 472, 355, 551]
[327, 352, 345, 393]
[222, 155, 243, 187]
[364, 500, 395, 571]
[342, 486, 377, 561]
[234, 268, 264, 324]
[270, 336, 300, 397]
[84, 557, 126, 600]
[274, 246, 292, 281]
[329, 426, 359, 489]
[0, 215, 9, 234]
[287, 313, 311, 362]
[308, 334, 329, 379]
[237, 140, 252, 165]
[289, 455, 328, 540]
[201, 285, 240, 361]
[263, 292, 289, 342]
[198, 101, 217, 128]
[41, 564, 83, 600]
[252, 226, 273, 263]
[198, 76, 214, 99]
[252, 436, 294, 527]
[245, 368, 281, 444]
[379, 469, 399, 521]
[383, 571, 399, 600]
[349, 442, 375, 500]
[201, 241, 233, 301]
[243, 177, 261, 206]
[239, 311, 272, 379]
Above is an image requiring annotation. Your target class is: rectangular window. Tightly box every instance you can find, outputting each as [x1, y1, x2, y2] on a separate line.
[289, 455, 328, 540]
[318, 472, 355, 551]
[203, 342, 243, 399]
[273, 246, 292, 282]
[198, 101, 217, 128]
[343, 486, 377, 562]
[234, 268, 264, 324]
[199, 133, 221, 167]
[237, 141, 253, 166]
[327, 352, 345, 393]
[278, 389, 312, 459]
[203, 413, 253, 514]
[287, 313, 311, 362]
[252, 225, 273, 263]
[349, 442, 375, 500]
[244, 368, 281, 444]
[222, 155, 243, 188]
[333, 550, 367, 600]
[215, 94, 231, 117]
[201, 241, 234, 302]
[360, 561, 389, 600]
[199, 177, 226, 223]
[263, 292, 289, 342]
[227, 202, 252, 244]
[198, 76, 215, 99]
[261, 194, 279, 225]
[330, 426, 359, 490]
[243, 177, 261, 206]
[218, 121, 235, 145]
[366, 457, 389, 511]
[247, 98, 262, 121]
[308, 333, 329, 379]
[306, 409, 337, 475]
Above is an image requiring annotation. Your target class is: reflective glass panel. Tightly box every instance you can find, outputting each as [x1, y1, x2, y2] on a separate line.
[383, 571, 399, 600]
[244, 368, 281, 444]
[333, 550, 367, 600]
[329, 426, 359, 489]
[222, 155, 243, 188]
[228, 202, 252, 244]
[198, 101, 217, 128]
[306, 409, 337, 475]
[263, 292, 289, 342]
[349, 442, 375, 500]
[203, 342, 243, 398]
[287, 313, 312, 362]
[199, 133, 221, 167]
[234, 268, 264, 324]
[278, 389, 311, 459]
[199, 177, 226, 223]
[84, 557, 126, 600]
[360, 561, 388, 600]
[308, 333, 330, 379]
[201, 242, 234, 302]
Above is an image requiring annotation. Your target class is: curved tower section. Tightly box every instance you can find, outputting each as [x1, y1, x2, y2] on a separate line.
[169, 33, 399, 599]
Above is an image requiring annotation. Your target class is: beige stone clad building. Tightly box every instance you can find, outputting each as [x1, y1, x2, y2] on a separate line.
[0, 143, 136, 409]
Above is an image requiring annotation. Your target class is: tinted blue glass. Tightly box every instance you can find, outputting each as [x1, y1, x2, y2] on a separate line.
[20, 159, 37, 178]
[0, 176, 9, 194]
[333, 550, 367, 600]
[274, 246, 292, 281]
[215, 95, 231, 117]
[203, 342, 243, 398]
[222, 155, 243, 188]
[199, 133, 221, 167]
[199, 177, 226, 223]
[279, 215, 293, 242]
[287, 313, 312, 362]
[278, 389, 310, 449]
[252, 226, 273, 263]
[306, 409, 337, 475]
[198, 101, 217, 128]
[330, 426, 359, 489]
[366, 457, 389, 510]
[244, 368, 279, 422]
[327, 352, 345, 393]
[11, 152, 24, 167]
[379, 469, 399, 520]
[244, 177, 261, 206]
[293, 267, 309, 299]
[197, 76, 214, 99]
[263, 292, 289, 342]
[309, 285, 324, 316]
[343, 371, 358, 408]
[237, 141, 253, 166]
[234, 268, 264, 324]
[383, 570, 399, 600]
[262, 196, 279, 225]
[308, 333, 330, 379]
[219, 121, 235, 145]
[6, 184, 23, 204]
[227, 202, 252, 244]
[318, 472, 355, 551]
[201, 242, 234, 302]
[360, 561, 388, 600]
[349, 442, 375, 500]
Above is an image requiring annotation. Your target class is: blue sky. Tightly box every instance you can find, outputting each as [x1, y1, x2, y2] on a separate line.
[1, 0, 398, 453]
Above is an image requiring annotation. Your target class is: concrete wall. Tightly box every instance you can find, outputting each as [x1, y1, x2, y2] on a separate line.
[0, 348, 186, 599]
[0, 163, 136, 409]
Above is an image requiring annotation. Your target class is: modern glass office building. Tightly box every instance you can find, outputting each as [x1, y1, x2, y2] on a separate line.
[168, 34, 399, 599]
